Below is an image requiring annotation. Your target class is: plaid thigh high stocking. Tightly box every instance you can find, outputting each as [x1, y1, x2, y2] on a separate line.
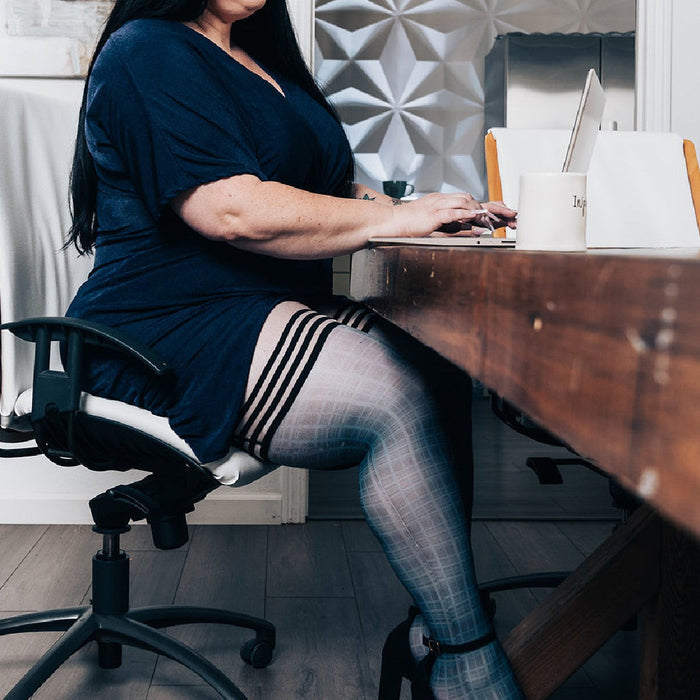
[237, 315, 522, 699]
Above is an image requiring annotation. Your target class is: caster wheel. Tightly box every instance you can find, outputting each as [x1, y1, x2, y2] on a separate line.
[240, 638, 274, 668]
[98, 641, 122, 669]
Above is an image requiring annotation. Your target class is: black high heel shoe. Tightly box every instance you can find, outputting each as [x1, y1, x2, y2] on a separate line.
[378, 606, 497, 700]
[378, 606, 431, 699]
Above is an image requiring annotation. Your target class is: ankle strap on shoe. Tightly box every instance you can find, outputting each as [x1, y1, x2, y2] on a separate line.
[422, 628, 497, 657]
[418, 628, 497, 682]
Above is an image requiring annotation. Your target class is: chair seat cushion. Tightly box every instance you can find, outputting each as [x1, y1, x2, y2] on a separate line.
[14, 389, 274, 487]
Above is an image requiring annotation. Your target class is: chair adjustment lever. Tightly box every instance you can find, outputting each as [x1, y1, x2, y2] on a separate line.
[90, 471, 219, 550]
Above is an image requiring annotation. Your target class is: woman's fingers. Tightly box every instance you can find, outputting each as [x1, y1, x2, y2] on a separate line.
[435, 196, 518, 235]
[481, 200, 518, 228]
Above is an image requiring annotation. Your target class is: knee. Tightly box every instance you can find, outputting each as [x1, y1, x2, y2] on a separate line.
[363, 351, 438, 438]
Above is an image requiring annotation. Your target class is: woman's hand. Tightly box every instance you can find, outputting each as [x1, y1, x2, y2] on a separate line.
[387, 194, 516, 238]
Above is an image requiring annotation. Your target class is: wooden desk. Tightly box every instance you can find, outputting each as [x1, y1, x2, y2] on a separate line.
[351, 245, 700, 699]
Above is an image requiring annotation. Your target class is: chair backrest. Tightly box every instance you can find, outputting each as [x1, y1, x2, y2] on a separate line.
[0, 79, 92, 426]
[485, 128, 700, 248]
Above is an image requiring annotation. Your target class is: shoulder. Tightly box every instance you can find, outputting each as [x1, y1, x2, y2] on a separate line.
[94, 19, 199, 77]
[111, 19, 189, 52]
[89, 18, 218, 113]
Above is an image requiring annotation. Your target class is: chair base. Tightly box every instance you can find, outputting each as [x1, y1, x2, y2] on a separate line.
[0, 532, 275, 700]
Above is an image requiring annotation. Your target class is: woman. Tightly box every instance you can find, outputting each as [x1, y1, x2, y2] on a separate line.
[66, 0, 521, 698]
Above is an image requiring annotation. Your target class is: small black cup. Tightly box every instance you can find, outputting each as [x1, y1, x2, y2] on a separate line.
[382, 180, 415, 199]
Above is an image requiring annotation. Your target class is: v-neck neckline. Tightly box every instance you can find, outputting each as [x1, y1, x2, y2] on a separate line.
[179, 21, 286, 99]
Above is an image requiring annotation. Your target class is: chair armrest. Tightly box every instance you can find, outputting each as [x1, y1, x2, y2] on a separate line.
[0, 317, 171, 376]
[1, 317, 173, 466]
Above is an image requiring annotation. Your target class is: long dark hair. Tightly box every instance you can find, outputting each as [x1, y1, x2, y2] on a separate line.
[68, 0, 354, 254]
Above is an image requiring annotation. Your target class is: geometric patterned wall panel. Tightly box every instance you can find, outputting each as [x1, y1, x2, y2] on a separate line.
[315, 0, 635, 198]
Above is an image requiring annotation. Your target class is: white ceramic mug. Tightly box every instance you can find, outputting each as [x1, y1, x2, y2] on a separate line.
[516, 172, 587, 251]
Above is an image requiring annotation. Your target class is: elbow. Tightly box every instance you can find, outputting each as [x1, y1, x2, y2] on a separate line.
[213, 211, 278, 247]
[171, 174, 276, 245]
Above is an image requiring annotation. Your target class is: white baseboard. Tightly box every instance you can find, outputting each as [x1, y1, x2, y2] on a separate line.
[0, 490, 283, 525]
[191, 491, 282, 524]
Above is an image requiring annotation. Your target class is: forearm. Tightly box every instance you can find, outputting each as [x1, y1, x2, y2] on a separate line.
[174, 176, 397, 260]
[232, 181, 393, 259]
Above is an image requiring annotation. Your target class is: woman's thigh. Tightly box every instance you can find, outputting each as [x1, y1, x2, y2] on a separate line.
[235, 298, 472, 484]
[241, 297, 394, 404]
[234, 298, 439, 465]
[242, 300, 312, 399]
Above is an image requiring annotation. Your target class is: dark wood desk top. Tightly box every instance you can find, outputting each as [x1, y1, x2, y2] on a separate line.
[351, 245, 700, 540]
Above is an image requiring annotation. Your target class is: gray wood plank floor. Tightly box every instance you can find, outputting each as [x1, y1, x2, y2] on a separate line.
[0, 519, 637, 699]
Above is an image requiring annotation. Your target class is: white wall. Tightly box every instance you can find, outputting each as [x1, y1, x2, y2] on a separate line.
[289, 0, 315, 66]
[0, 0, 111, 76]
[637, 0, 700, 145]
[670, 0, 700, 146]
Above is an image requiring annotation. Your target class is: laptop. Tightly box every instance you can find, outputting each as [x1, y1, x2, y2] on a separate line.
[562, 68, 606, 173]
[367, 235, 516, 247]
[369, 69, 606, 249]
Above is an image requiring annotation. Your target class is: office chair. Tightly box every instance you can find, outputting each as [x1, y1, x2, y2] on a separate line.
[477, 128, 700, 614]
[0, 81, 274, 699]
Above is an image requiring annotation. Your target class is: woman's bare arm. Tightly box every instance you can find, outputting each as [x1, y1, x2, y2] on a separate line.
[171, 174, 513, 260]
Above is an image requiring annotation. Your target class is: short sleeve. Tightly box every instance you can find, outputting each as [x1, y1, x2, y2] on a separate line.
[86, 23, 266, 220]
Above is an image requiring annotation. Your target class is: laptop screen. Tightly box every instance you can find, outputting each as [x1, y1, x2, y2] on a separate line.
[562, 68, 606, 173]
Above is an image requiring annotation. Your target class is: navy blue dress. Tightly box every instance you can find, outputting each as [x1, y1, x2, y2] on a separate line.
[67, 19, 353, 463]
